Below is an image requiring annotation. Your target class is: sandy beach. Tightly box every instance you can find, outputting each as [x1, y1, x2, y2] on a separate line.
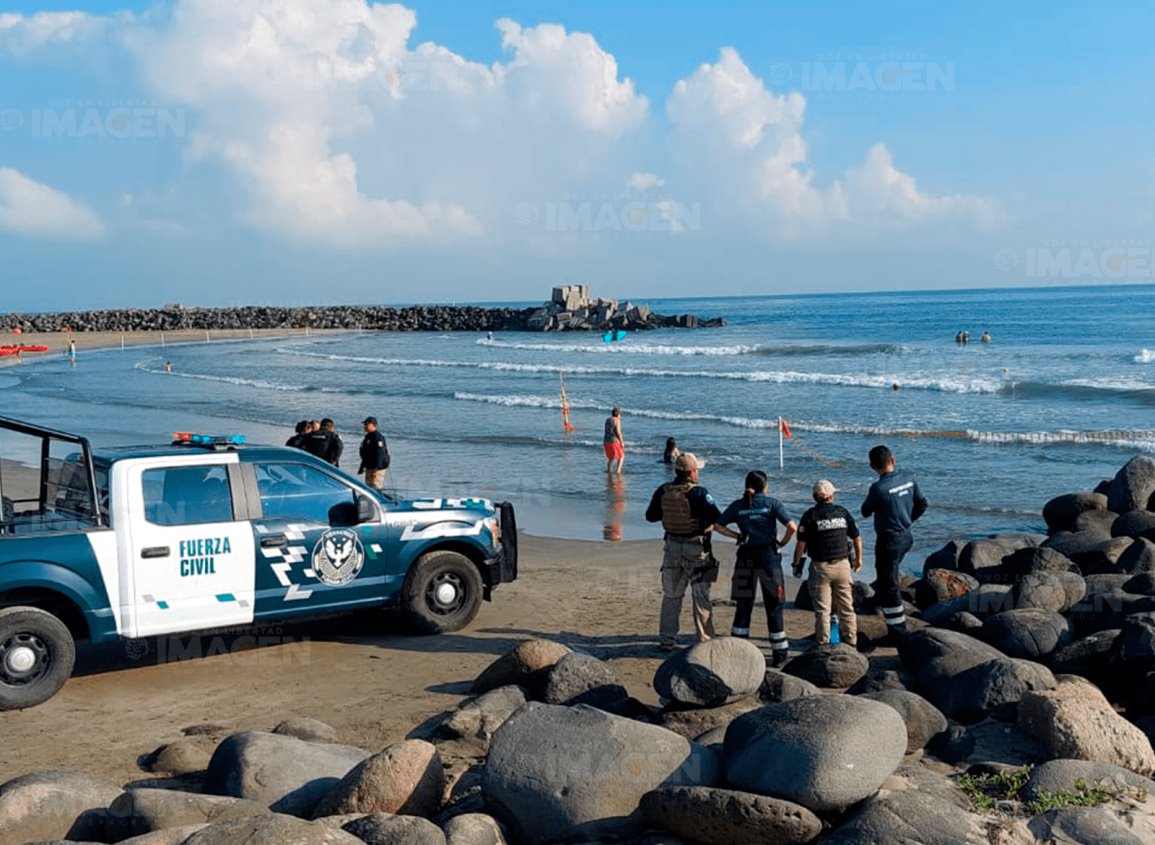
[0, 533, 826, 784]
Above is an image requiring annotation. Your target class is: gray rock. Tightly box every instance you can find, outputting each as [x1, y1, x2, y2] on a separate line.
[113, 824, 210, 845]
[1012, 571, 1085, 612]
[441, 813, 509, 845]
[1112, 510, 1155, 540]
[542, 652, 628, 709]
[846, 666, 917, 696]
[441, 686, 527, 751]
[724, 695, 907, 812]
[1123, 573, 1155, 596]
[1118, 537, 1155, 575]
[639, 785, 822, 845]
[1069, 590, 1155, 634]
[945, 611, 985, 633]
[757, 670, 820, 704]
[1003, 545, 1080, 580]
[860, 689, 948, 752]
[926, 724, 975, 764]
[183, 815, 364, 845]
[471, 639, 571, 696]
[202, 731, 369, 818]
[1019, 681, 1155, 775]
[654, 637, 766, 706]
[0, 771, 121, 845]
[658, 699, 761, 741]
[1021, 759, 1155, 803]
[1027, 807, 1144, 845]
[916, 569, 979, 608]
[1050, 630, 1123, 681]
[1044, 492, 1109, 533]
[822, 779, 986, 845]
[781, 644, 868, 689]
[1072, 508, 1120, 538]
[312, 739, 443, 819]
[921, 584, 1014, 626]
[139, 736, 218, 776]
[1119, 611, 1155, 661]
[1107, 456, 1155, 513]
[342, 813, 447, 845]
[1045, 533, 1134, 575]
[939, 657, 1057, 724]
[922, 539, 964, 577]
[898, 627, 1006, 708]
[958, 535, 1038, 581]
[273, 717, 339, 744]
[482, 703, 721, 842]
[1084, 573, 1133, 592]
[981, 608, 1073, 659]
[105, 789, 271, 838]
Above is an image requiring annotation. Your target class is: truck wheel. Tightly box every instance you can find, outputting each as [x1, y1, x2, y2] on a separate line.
[402, 551, 483, 634]
[0, 606, 76, 710]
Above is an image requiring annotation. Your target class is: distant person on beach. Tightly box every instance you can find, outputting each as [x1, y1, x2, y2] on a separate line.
[861, 445, 927, 640]
[164, 361, 173, 374]
[321, 418, 343, 467]
[67, 338, 76, 364]
[286, 420, 309, 449]
[716, 470, 797, 666]
[604, 407, 625, 474]
[981, 330, 992, 344]
[645, 452, 720, 651]
[955, 331, 963, 344]
[793, 480, 861, 647]
[358, 416, 390, 490]
[662, 437, 681, 465]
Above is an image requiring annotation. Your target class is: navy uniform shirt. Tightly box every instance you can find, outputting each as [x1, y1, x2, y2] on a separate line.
[718, 493, 793, 548]
[358, 431, 390, 472]
[645, 480, 721, 535]
[861, 469, 928, 535]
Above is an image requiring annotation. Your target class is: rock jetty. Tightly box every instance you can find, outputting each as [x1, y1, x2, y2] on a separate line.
[5, 456, 1155, 844]
[0, 286, 724, 335]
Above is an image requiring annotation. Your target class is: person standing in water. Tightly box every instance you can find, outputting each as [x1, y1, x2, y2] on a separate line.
[604, 407, 625, 474]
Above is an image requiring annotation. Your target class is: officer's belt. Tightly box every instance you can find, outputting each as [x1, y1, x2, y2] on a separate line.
[665, 532, 706, 542]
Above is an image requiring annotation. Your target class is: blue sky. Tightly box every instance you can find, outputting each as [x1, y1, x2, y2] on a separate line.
[1, 1, 1152, 309]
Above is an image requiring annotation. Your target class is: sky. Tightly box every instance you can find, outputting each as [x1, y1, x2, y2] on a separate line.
[1, 0, 1153, 309]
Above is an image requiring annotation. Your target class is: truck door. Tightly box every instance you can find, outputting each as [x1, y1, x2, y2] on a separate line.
[246, 460, 391, 617]
[119, 455, 256, 637]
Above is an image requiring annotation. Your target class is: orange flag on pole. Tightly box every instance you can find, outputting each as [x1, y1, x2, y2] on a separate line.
[779, 417, 793, 439]
[560, 372, 575, 433]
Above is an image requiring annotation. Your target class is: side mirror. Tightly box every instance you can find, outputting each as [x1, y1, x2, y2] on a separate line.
[356, 494, 376, 524]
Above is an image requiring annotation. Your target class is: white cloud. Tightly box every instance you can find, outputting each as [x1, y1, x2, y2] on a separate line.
[627, 171, 664, 191]
[0, 168, 104, 239]
[0, 11, 115, 55]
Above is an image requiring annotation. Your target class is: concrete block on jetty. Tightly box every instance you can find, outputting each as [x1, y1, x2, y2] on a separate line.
[0, 286, 723, 334]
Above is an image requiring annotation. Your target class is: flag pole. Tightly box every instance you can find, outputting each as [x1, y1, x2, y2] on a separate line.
[778, 416, 784, 470]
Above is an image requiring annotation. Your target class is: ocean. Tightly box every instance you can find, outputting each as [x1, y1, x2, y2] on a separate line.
[3, 284, 1154, 579]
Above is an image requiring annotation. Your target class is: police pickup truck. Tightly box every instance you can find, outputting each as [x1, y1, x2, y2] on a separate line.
[0, 416, 517, 709]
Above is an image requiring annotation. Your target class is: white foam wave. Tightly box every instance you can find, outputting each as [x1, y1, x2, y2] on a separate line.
[477, 338, 767, 356]
[1060, 377, 1155, 393]
[1134, 349, 1155, 364]
[134, 361, 303, 392]
[281, 348, 996, 394]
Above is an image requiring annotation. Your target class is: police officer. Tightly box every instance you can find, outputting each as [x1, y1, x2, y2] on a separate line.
[645, 452, 721, 651]
[861, 445, 928, 638]
[357, 416, 390, 490]
[321, 418, 343, 467]
[301, 420, 333, 461]
[793, 480, 862, 646]
[716, 470, 797, 666]
[286, 420, 309, 449]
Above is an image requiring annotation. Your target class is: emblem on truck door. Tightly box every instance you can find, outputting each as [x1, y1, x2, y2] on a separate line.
[311, 528, 365, 587]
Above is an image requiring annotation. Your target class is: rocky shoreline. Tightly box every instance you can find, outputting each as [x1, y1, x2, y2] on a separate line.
[0, 287, 724, 336]
[3, 457, 1155, 845]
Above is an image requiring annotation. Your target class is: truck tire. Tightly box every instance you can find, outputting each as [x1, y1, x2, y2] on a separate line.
[0, 606, 76, 710]
[402, 551, 483, 634]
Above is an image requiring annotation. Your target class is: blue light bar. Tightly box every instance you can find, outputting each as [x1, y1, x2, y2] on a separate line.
[173, 432, 246, 445]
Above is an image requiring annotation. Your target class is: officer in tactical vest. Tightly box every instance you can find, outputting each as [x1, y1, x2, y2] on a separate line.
[793, 479, 862, 646]
[645, 452, 722, 651]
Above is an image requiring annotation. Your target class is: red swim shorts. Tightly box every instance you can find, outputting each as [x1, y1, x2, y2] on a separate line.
[604, 442, 624, 460]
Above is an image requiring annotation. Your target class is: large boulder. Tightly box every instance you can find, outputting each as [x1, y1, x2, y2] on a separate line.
[922, 539, 964, 577]
[139, 736, 218, 776]
[1123, 573, 1155, 595]
[1113, 510, 1155, 540]
[1020, 759, 1155, 804]
[105, 789, 271, 838]
[921, 584, 1013, 626]
[542, 652, 628, 709]
[1044, 492, 1109, 533]
[937, 657, 1057, 724]
[1002, 545, 1080, 580]
[482, 702, 721, 842]
[659, 699, 761, 741]
[757, 670, 821, 704]
[1011, 571, 1085, 613]
[780, 644, 868, 689]
[897, 627, 1006, 708]
[1019, 681, 1155, 775]
[1027, 807, 1146, 845]
[859, 689, 948, 753]
[1072, 508, 1120, 538]
[723, 696, 907, 812]
[846, 666, 917, 696]
[1045, 533, 1133, 575]
[471, 639, 571, 696]
[1118, 538, 1155, 575]
[441, 813, 510, 845]
[341, 813, 447, 845]
[0, 771, 121, 845]
[1069, 590, 1155, 634]
[1107, 456, 1155, 513]
[202, 731, 369, 818]
[273, 718, 339, 744]
[980, 608, 1073, 660]
[182, 815, 364, 845]
[114, 823, 210, 844]
[1050, 630, 1123, 685]
[654, 637, 766, 706]
[915, 569, 979, 609]
[957, 535, 1038, 582]
[440, 686, 527, 751]
[312, 739, 443, 819]
[1118, 611, 1155, 662]
[640, 785, 821, 845]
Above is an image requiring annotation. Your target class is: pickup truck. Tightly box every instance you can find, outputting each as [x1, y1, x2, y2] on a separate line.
[0, 416, 517, 709]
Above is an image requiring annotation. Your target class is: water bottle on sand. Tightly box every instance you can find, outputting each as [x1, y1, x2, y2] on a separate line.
[830, 614, 841, 644]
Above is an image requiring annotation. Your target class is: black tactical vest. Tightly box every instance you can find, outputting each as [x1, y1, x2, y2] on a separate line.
[806, 502, 851, 562]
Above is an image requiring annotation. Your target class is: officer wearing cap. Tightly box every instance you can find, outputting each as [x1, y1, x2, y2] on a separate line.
[645, 452, 721, 651]
[357, 416, 390, 490]
[793, 480, 862, 646]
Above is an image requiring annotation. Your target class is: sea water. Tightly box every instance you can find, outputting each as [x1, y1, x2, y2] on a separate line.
[3, 284, 1154, 578]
